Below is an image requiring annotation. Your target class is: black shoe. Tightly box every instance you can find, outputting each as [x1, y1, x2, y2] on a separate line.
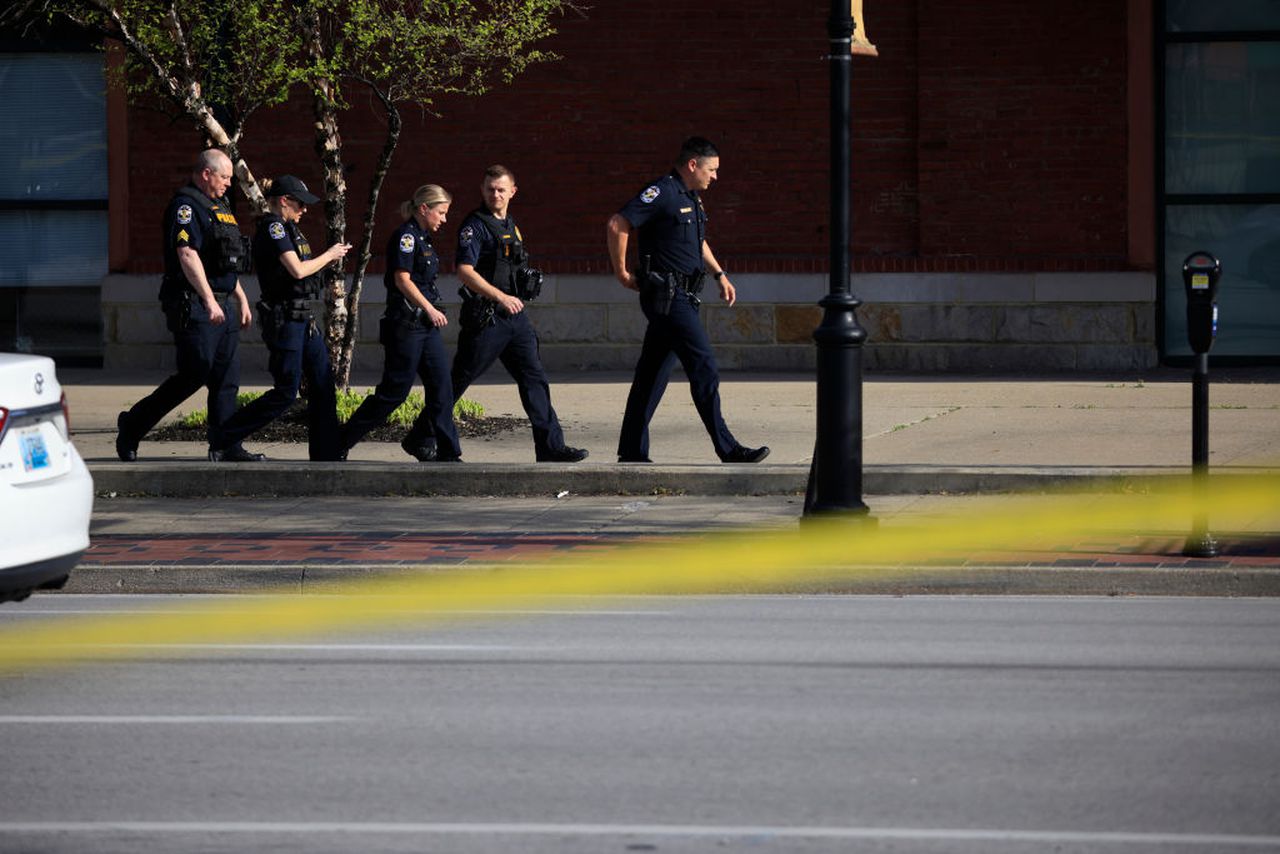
[618, 454, 652, 463]
[435, 453, 463, 463]
[115, 412, 138, 462]
[208, 446, 266, 462]
[401, 437, 438, 462]
[537, 446, 589, 463]
[721, 445, 770, 464]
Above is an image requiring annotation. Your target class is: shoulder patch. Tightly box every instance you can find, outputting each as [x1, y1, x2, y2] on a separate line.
[176, 204, 193, 225]
[399, 233, 415, 253]
[460, 225, 475, 243]
[640, 185, 660, 204]
[268, 221, 286, 241]
[176, 229, 190, 244]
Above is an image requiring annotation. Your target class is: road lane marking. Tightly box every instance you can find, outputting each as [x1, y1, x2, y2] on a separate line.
[0, 716, 350, 724]
[0, 821, 1277, 847]
[89, 643, 525, 651]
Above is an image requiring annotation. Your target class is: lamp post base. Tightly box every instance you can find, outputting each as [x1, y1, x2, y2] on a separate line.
[1182, 532, 1219, 559]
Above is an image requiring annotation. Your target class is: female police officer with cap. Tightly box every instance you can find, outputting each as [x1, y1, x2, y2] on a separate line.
[340, 184, 462, 462]
[208, 175, 351, 461]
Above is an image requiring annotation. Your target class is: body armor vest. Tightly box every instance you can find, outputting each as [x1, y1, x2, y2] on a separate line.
[469, 210, 526, 295]
[177, 186, 251, 277]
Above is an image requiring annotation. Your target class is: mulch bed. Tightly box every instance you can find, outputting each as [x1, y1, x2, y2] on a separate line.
[149, 404, 527, 443]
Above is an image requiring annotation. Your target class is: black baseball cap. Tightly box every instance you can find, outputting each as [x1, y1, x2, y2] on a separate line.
[267, 175, 320, 205]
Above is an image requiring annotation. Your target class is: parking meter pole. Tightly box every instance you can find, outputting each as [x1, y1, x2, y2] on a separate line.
[804, 0, 871, 519]
[1184, 352, 1218, 557]
[1180, 250, 1221, 559]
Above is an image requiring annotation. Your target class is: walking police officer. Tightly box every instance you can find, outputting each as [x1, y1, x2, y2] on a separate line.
[452, 165, 587, 463]
[210, 175, 351, 461]
[116, 149, 259, 462]
[341, 184, 462, 462]
[606, 137, 768, 464]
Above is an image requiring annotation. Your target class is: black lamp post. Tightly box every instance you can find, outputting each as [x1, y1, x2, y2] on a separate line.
[804, 0, 871, 518]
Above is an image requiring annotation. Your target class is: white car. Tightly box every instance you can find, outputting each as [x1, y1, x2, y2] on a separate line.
[0, 353, 94, 603]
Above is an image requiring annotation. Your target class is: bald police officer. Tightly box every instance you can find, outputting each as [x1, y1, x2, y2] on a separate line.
[116, 149, 261, 462]
[606, 137, 768, 464]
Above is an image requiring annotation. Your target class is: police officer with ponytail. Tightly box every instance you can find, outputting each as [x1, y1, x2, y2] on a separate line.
[209, 175, 351, 461]
[341, 184, 462, 462]
[452, 165, 587, 463]
[116, 148, 257, 462]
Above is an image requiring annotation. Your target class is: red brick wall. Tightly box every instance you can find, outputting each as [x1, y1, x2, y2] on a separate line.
[122, 0, 1134, 276]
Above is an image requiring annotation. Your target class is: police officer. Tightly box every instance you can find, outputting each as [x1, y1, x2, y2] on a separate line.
[341, 184, 462, 462]
[116, 149, 259, 462]
[210, 175, 351, 461]
[606, 137, 768, 464]
[452, 165, 587, 463]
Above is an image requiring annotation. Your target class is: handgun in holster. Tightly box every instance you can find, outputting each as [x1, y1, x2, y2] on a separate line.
[639, 256, 677, 316]
[160, 287, 193, 333]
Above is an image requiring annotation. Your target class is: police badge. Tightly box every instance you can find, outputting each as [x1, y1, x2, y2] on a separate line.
[268, 221, 287, 241]
[176, 205, 193, 225]
[640, 186, 660, 204]
[400, 233, 415, 253]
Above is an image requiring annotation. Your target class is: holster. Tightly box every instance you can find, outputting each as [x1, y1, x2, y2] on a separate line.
[643, 271, 677, 316]
[161, 291, 193, 333]
[460, 297, 496, 331]
[256, 300, 287, 338]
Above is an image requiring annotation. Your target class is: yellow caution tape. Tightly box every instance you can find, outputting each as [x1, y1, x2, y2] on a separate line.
[1, 475, 1277, 675]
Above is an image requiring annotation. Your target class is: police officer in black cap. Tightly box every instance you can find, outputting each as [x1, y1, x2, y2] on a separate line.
[606, 137, 768, 464]
[116, 148, 259, 462]
[341, 184, 462, 462]
[452, 165, 587, 463]
[209, 175, 351, 461]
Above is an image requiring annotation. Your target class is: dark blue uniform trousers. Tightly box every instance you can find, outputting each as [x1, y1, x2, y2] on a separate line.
[212, 317, 340, 460]
[451, 311, 565, 457]
[119, 295, 241, 448]
[618, 290, 738, 460]
[343, 316, 460, 457]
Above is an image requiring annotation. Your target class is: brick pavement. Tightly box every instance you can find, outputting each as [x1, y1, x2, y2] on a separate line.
[83, 531, 1280, 570]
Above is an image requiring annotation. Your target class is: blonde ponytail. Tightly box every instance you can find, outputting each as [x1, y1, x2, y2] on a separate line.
[400, 184, 452, 219]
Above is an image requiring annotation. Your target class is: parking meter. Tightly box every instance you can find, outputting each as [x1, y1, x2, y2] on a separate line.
[1179, 251, 1221, 557]
[1182, 251, 1221, 355]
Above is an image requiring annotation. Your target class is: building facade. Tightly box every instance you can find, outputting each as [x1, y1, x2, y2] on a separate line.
[3, 0, 1277, 370]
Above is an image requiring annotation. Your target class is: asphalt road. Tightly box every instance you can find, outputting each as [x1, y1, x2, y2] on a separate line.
[2, 595, 1279, 853]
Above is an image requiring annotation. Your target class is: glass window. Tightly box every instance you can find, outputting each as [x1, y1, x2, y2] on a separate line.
[1166, 1, 1280, 33]
[0, 211, 108, 287]
[1165, 43, 1280, 194]
[0, 53, 108, 201]
[1163, 204, 1280, 357]
[0, 53, 107, 291]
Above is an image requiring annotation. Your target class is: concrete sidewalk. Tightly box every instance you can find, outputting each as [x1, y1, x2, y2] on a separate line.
[63, 366, 1280, 497]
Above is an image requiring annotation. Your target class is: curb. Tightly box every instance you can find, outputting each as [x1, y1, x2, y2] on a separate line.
[63, 563, 1280, 597]
[87, 462, 1273, 498]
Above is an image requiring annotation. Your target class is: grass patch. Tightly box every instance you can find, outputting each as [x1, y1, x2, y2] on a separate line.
[178, 389, 484, 429]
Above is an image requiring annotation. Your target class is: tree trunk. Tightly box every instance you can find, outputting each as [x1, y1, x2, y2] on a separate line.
[310, 78, 350, 378]
[338, 91, 403, 390]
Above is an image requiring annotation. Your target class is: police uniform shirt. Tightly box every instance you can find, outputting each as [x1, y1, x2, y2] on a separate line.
[385, 218, 440, 303]
[254, 213, 313, 303]
[618, 170, 707, 276]
[163, 184, 239, 293]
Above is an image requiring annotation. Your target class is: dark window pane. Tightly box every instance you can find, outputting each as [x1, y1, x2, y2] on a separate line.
[0, 210, 108, 287]
[0, 53, 107, 201]
[1165, 43, 1280, 194]
[1166, 1, 1280, 33]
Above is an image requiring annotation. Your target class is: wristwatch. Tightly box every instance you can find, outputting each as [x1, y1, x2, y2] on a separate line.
[712, 270, 725, 281]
